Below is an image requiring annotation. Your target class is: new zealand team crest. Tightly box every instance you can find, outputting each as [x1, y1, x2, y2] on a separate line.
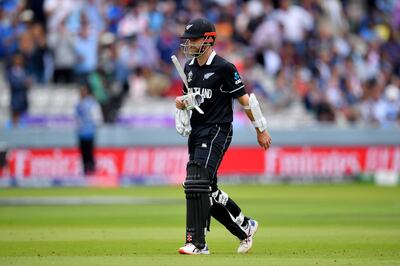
[187, 71, 193, 83]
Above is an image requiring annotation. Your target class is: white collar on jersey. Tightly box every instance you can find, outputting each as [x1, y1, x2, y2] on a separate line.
[189, 50, 216, 66]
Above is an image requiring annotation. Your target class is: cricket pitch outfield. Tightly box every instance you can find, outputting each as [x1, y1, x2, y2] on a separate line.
[0, 184, 399, 266]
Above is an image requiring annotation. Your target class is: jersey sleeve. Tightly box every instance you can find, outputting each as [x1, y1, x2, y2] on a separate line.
[221, 62, 246, 98]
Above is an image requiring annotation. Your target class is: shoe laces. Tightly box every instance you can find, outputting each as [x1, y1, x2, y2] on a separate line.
[240, 237, 250, 246]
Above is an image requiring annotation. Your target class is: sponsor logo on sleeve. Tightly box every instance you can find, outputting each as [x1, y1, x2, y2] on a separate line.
[234, 72, 242, 84]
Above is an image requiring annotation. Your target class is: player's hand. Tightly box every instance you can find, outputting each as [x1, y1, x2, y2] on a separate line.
[257, 130, 272, 150]
[175, 97, 186, 110]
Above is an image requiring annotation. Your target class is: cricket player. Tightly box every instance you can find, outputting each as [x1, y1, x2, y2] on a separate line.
[175, 18, 272, 255]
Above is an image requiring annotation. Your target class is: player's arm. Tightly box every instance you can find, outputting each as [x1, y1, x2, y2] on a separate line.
[237, 94, 272, 150]
[220, 62, 271, 149]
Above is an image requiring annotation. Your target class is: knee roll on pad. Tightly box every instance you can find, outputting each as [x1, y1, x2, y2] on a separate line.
[184, 161, 211, 194]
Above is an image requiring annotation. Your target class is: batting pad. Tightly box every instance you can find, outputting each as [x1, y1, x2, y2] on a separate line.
[183, 161, 211, 249]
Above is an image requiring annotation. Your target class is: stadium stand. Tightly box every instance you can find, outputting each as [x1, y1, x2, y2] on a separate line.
[0, 0, 399, 129]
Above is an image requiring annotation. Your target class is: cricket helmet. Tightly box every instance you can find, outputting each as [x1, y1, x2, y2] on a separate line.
[180, 18, 216, 58]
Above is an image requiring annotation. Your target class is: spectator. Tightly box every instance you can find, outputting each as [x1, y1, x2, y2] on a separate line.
[47, 18, 76, 83]
[31, 23, 51, 83]
[103, 0, 124, 35]
[73, 20, 98, 83]
[6, 53, 31, 127]
[374, 84, 400, 128]
[157, 23, 180, 72]
[273, 0, 314, 56]
[0, 0, 399, 129]
[0, 7, 19, 58]
[315, 101, 336, 122]
[359, 78, 384, 127]
[381, 27, 400, 76]
[43, 0, 80, 33]
[75, 83, 102, 175]
[117, 3, 148, 38]
[128, 66, 147, 100]
[269, 67, 294, 110]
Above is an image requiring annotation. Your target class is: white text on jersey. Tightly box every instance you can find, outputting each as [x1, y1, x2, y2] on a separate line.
[188, 87, 213, 99]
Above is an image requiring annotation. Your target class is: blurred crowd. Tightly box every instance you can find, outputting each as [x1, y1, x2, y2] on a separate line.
[1, 0, 399, 128]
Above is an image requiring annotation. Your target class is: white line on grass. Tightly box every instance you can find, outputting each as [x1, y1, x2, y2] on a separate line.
[0, 197, 182, 206]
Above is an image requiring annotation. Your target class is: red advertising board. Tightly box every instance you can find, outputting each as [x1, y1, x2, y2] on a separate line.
[0, 146, 399, 186]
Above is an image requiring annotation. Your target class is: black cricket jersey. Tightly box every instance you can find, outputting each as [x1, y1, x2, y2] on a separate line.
[183, 50, 246, 126]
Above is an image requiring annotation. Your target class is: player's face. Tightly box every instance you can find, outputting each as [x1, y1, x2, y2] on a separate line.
[181, 37, 210, 58]
[188, 37, 204, 50]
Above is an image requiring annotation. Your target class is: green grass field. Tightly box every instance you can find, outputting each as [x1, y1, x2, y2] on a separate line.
[0, 184, 399, 266]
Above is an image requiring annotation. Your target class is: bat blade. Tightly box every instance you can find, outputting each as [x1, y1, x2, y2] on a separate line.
[171, 55, 189, 89]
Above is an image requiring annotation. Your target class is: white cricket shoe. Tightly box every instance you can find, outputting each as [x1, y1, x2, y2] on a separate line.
[237, 219, 258, 254]
[178, 243, 210, 255]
